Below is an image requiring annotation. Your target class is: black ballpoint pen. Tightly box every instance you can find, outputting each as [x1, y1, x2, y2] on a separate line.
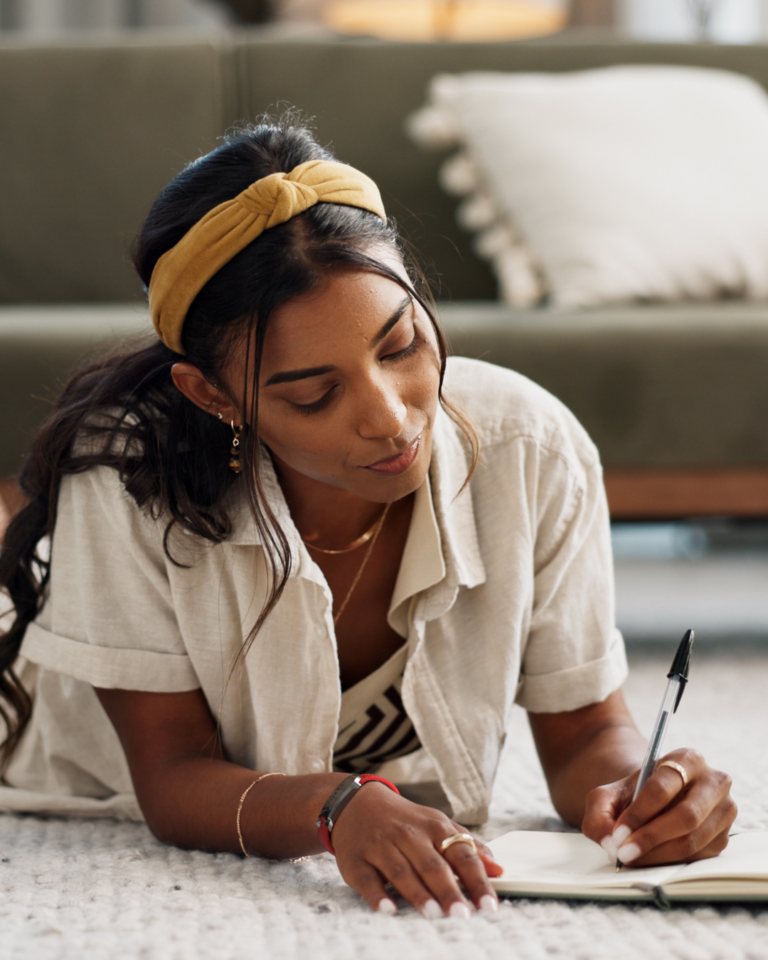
[616, 629, 694, 870]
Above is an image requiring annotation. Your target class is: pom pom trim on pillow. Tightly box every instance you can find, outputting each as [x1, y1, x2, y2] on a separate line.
[408, 66, 768, 310]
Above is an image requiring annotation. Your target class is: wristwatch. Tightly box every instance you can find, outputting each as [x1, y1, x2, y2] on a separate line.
[316, 773, 399, 855]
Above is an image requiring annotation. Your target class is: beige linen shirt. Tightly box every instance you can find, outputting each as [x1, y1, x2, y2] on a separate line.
[1, 358, 627, 824]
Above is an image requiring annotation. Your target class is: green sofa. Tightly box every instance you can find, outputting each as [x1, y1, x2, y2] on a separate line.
[2, 31, 768, 516]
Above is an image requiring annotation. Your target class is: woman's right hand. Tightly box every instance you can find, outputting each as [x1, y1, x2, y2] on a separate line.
[329, 781, 503, 917]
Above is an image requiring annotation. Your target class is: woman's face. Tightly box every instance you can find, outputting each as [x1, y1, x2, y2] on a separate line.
[251, 259, 442, 504]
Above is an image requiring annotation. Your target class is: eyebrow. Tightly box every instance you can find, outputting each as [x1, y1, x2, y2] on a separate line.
[371, 294, 412, 346]
[265, 294, 413, 386]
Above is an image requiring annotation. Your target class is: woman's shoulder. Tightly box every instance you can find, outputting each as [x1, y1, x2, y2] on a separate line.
[58, 462, 163, 549]
[443, 356, 600, 471]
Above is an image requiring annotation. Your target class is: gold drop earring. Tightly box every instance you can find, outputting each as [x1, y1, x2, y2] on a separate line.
[217, 411, 243, 474]
[229, 421, 243, 474]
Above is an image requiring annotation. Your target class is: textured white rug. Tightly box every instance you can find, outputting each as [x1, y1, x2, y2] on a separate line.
[2, 645, 768, 960]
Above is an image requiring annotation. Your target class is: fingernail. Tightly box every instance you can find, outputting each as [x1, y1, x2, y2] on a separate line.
[600, 836, 618, 861]
[479, 894, 498, 914]
[421, 899, 443, 920]
[377, 898, 397, 915]
[449, 901, 471, 920]
[612, 825, 631, 848]
[616, 842, 641, 863]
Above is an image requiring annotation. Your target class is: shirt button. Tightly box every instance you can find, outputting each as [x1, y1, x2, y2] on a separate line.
[315, 623, 325, 639]
[311, 759, 325, 772]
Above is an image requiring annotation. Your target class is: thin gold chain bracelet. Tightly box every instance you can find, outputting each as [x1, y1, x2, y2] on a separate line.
[236, 772, 285, 857]
[236, 772, 310, 863]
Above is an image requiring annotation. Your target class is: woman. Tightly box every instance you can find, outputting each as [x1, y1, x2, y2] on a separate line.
[0, 119, 735, 918]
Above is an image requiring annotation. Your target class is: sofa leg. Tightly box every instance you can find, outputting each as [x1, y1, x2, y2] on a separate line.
[604, 468, 768, 520]
[0, 477, 26, 542]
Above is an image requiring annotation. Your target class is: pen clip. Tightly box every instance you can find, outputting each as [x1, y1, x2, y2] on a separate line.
[667, 630, 694, 713]
[673, 676, 687, 713]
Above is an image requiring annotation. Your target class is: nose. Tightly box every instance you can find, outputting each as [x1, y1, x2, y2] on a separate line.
[355, 374, 407, 440]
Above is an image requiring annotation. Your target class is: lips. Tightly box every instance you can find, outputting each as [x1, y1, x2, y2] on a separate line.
[365, 434, 422, 476]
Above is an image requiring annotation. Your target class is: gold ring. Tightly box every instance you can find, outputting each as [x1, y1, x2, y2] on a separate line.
[439, 832, 478, 855]
[658, 759, 689, 787]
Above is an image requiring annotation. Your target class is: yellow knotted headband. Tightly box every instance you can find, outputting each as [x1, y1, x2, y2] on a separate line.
[148, 159, 387, 354]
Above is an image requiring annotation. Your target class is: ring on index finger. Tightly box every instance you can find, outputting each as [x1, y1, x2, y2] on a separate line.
[439, 832, 478, 855]
[657, 759, 689, 787]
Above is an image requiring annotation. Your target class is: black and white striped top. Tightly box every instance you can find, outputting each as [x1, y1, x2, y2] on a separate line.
[333, 646, 420, 774]
[331, 478, 445, 775]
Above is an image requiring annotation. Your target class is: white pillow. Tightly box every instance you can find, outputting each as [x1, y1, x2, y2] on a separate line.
[407, 66, 768, 309]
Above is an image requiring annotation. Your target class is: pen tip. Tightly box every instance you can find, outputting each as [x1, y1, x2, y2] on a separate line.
[615, 860, 623, 872]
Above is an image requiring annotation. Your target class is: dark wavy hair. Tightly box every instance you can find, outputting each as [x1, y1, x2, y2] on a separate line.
[0, 115, 478, 769]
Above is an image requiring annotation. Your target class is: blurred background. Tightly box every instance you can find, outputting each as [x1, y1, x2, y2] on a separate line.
[1, 0, 767, 647]
[3, 0, 768, 41]
[1, 0, 768, 41]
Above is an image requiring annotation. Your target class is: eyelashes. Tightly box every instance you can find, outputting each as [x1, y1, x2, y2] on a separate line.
[387, 333, 420, 364]
[291, 389, 336, 416]
[290, 332, 421, 416]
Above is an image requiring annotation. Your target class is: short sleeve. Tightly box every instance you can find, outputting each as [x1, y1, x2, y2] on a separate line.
[515, 452, 628, 713]
[20, 466, 200, 692]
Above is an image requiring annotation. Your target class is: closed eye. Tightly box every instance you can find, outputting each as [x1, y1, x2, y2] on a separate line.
[291, 333, 421, 415]
[290, 386, 337, 415]
[383, 331, 420, 363]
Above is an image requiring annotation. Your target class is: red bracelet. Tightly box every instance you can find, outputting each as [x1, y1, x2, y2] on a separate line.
[316, 773, 399, 855]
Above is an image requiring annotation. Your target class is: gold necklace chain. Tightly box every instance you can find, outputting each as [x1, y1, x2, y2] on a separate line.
[303, 505, 389, 555]
[332, 502, 391, 626]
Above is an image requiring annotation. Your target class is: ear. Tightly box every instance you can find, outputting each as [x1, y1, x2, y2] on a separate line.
[171, 363, 237, 423]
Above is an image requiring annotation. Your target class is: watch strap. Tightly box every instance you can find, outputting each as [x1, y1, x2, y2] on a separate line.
[316, 774, 399, 855]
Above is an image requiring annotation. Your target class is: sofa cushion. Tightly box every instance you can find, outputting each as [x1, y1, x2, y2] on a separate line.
[438, 301, 768, 468]
[0, 305, 152, 475]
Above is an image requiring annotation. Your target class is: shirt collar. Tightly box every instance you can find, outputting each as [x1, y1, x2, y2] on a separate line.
[386, 474, 445, 638]
[224, 407, 486, 597]
[427, 404, 486, 592]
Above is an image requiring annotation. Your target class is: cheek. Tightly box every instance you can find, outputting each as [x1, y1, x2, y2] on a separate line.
[411, 350, 442, 416]
[257, 406, 347, 469]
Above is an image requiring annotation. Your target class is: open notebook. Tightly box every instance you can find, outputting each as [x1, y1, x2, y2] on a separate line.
[488, 831, 768, 906]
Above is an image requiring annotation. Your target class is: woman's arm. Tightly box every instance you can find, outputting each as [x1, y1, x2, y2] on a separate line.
[94, 687, 342, 857]
[529, 689, 737, 865]
[95, 687, 502, 916]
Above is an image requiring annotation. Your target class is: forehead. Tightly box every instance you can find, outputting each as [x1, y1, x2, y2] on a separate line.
[261, 265, 412, 368]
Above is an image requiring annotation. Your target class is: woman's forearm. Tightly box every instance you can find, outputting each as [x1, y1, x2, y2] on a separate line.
[528, 690, 647, 828]
[139, 755, 349, 858]
[94, 686, 351, 858]
[543, 722, 646, 827]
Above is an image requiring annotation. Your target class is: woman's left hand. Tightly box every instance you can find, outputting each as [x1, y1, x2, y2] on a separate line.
[581, 747, 737, 866]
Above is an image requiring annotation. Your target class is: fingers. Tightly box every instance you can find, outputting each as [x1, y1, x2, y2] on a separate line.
[476, 840, 504, 879]
[331, 787, 500, 918]
[623, 823, 732, 869]
[582, 778, 635, 848]
[615, 787, 737, 867]
[441, 837, 500, 915]
[607, 750, 737, 867]
[345, 843, 452, 918]
[615, 750, 708, 839]
[343, 860, 398, 915]
[339, 823, 500, 918]
[342, 833, 467, 918]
